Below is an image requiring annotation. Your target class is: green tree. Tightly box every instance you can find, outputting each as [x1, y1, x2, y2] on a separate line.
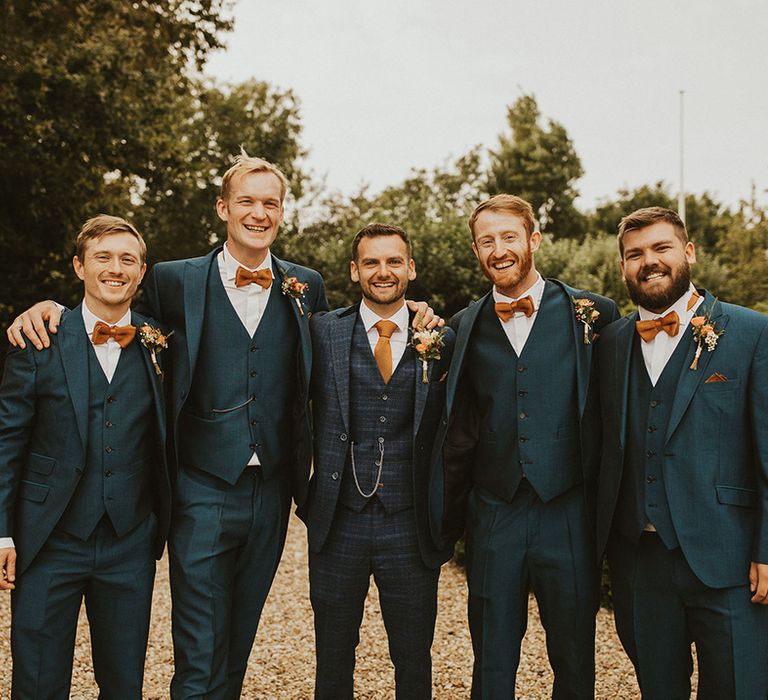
[0, 0, 233, 326]
[487, 95, 586, 239]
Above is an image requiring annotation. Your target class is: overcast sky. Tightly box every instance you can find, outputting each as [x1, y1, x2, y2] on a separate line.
[206, 0, 768, 210]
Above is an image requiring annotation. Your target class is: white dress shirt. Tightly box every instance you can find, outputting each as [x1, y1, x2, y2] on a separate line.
[493, 273, 546, 355]
[218, 243, 273, 337]
[638, 284, 702, 386]
[359, 300, 409, 372]
[82, 302, 132, 383]
[0, 301, 133, 550]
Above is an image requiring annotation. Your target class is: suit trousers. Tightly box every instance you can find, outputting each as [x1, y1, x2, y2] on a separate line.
[168, 464, 289, 700]
[309, 499, 439, 700]
[465, 480, 598, 700]
[608, 531, 768, 700]
[11, 514, 157, 700]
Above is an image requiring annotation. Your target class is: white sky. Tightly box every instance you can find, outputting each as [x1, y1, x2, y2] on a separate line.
[206, 0, 768, 210]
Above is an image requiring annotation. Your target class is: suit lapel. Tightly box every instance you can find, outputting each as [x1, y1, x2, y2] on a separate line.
[412, 340, 431, 440]
[554, 282, 593, 419]
[132, 313, 167, 446]
[615, 314, 636, 450]
[331, 307, 357, 433]
[59, 306, 90, 451]
[182, 250, 217, 379]
[446, 293, 488, 417]
[665, 294, 729, 443]
[274, 256, 313, 388]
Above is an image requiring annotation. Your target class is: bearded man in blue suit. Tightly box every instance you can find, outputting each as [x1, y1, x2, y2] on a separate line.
[596, 206, 768, 699]
[433, 194, 619, 698]
[0, 215, 171, 698]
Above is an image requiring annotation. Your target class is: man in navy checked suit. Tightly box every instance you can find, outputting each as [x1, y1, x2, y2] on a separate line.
[303, 224, 455, 699]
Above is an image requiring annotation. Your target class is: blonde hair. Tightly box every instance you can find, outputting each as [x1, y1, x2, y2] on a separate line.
[75, 214, 146, 264]
[468, 194, 536, 240]
[220, 151, 289, 203]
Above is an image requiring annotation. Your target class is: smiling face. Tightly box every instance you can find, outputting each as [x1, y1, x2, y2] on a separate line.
[216, 170, 284, 267]
[621, 221, 696, 313]
[472, 210, 541, 298]
[73, 232, 146, 322]
[350, 234, 416, 317]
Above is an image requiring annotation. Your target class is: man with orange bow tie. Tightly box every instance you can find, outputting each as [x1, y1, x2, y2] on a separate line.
[596, 206, 768, 698]
[433, 194, 618, 698]
[0, 215, 171, 698]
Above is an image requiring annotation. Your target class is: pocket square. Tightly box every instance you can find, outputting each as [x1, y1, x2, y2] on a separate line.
[704, 372, 727, 383]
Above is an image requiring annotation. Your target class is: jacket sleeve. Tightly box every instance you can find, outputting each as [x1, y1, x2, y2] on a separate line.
[750, 322, 768, 563]
[0, 346, 38, 538]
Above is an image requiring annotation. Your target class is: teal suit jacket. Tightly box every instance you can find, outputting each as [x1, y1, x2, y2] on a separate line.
[140, 248, 328, 504]
[0, 306, 170, 575]
[431, 279, 619, 543]
[596, 291, 768, 588]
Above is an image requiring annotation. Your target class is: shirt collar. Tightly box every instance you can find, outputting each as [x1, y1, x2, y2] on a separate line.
[81, 301, 131, 336]
[220, 243, 273, 281]
[359, 299, 409, 334]
[492, 272, 545, 309]
[638, 283, 700, 321]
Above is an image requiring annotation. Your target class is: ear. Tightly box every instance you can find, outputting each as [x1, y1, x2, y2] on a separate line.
[529, 230, 542, 253]
[619, 258, 626, 278]
[471, 241, 479, 261]
[73, 255, 85, 281]
[215, 197, 229, 223]
[138, 262, 147, 284]
[407, 258, 416, 281]
[350, 259, 359, 283]
[685, 241, 696, 264]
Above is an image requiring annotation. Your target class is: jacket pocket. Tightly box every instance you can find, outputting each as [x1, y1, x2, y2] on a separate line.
[26, 452, 55, 475]
[19, 480, 50, 503]
[716, 485, 756, 508]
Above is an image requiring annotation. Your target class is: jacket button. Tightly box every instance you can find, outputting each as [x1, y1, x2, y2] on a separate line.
[105, 446, 113, 453]
[519, 412, 527, 420]
[105, 470, 113, 477]
[519, 436, 528, 443]
[250, 371, 257, 378]
[646, 475, 657, 483]
[340, 433, 347, 442]
[251, 419, 258, 426]
[105, 420, 113, 428]
[331, 472, 339, 480]
[650, 399, 660, 408]
[106, 396, 115, 403]
[517, 366, 527, 373]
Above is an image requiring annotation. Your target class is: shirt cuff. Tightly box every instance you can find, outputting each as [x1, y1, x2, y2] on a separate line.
[0, 537, 15, 549]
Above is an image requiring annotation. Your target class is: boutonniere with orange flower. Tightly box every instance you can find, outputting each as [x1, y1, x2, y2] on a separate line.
[572, 297, 601, 344]
[409, 327, 445, 383]
[689, 300, 724, 370]
[139, 324, 173, 376]
[281, 276, 308, 316]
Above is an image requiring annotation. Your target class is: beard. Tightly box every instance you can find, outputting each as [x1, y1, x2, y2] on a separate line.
[482, 244, 534, 297]
[360, 278, 408, 307]
[625, 260, 691, 312]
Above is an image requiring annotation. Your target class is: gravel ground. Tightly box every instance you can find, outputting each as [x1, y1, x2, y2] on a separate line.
[0, 515, 696, 698]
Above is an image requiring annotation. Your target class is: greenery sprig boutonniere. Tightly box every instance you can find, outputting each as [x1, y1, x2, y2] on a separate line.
[281, 276, 308, 316]
[139, 324, 172, 376]
[572, 296, 600, 344]
[689, 300, 724, 370]
[409, 327, 445, 383]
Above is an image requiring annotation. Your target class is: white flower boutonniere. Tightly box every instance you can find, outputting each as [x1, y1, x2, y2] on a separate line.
[572, 296, 601, 344]
[139, 324, 172, 376]
[689, 300, 724, 370]
[281, 276, 308, 316]
[409, 327, 445, 383]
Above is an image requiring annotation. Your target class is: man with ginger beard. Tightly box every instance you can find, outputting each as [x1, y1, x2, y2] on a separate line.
[432, 194, 618, 698]
[596, 206, 768, 698]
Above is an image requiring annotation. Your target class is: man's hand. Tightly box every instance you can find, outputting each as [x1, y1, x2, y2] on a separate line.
[6, 300, 61, 350]
[0, 547, 16, 591]
[406, 300, 445, 331]
[749, 561, 768, 604]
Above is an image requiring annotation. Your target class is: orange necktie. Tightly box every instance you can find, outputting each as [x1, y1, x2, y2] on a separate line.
[92, 322, 136, 348]
[495, 296, 535, 322]
[373, 320, 398, 384]
[235, 267, 272, 289]
[635, 311, 680, 342]
[687, 289, 701, 311]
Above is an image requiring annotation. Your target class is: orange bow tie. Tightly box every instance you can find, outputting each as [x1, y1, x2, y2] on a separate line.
[495, 296, 535, 322]
[235, 267, 272, 289]
[635, 311, 680, 342]
[92, 322, 136, 348]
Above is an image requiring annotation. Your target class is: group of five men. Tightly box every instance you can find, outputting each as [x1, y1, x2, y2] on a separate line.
[0, 153, 766, 699]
